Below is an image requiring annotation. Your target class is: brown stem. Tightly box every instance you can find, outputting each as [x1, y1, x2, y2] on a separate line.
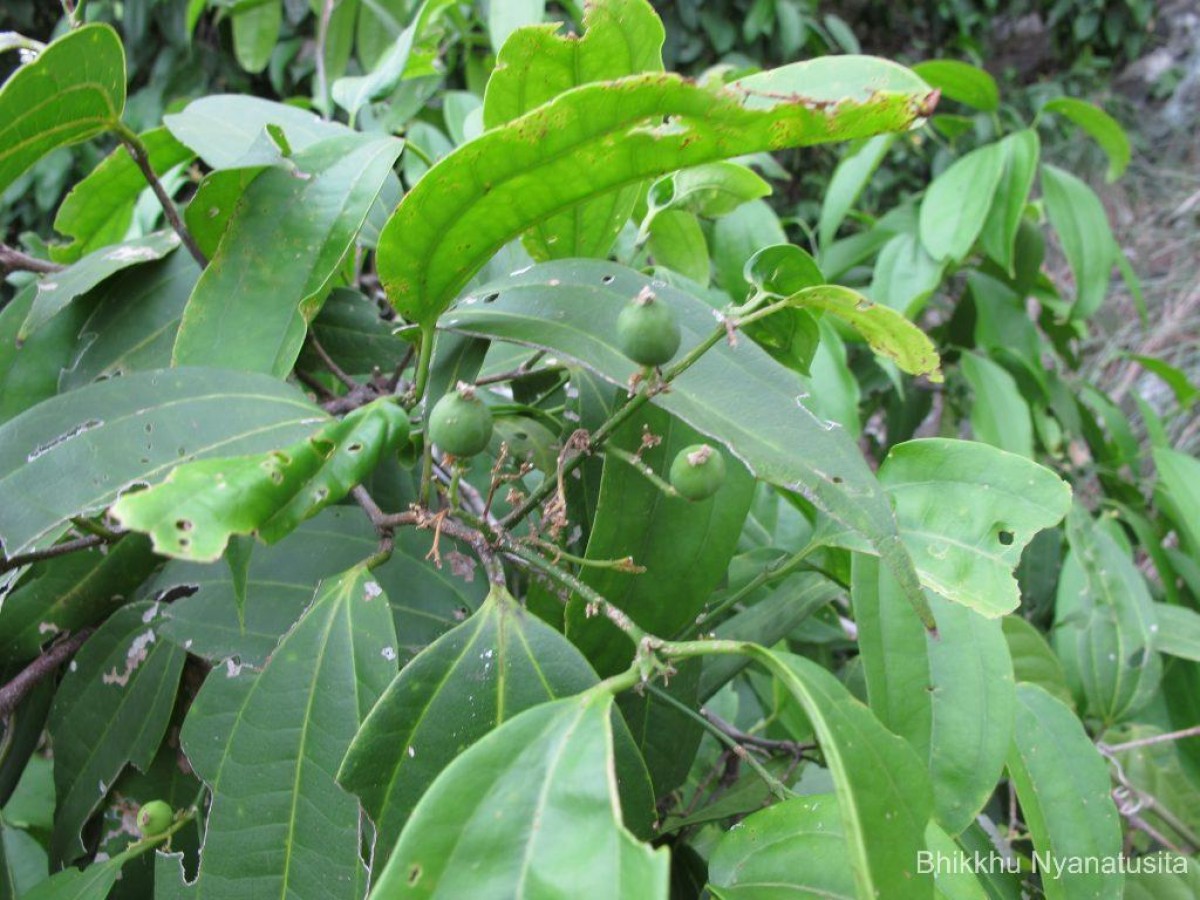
[0, 244, 64, 276]
[702, 709, 816, 757]
[307, 333, 358, 390]
[113, 123, 207, 267]
[1101, 724, 1200, 753]
[1, 534, 107, 574]
[0, 629, 93, 719]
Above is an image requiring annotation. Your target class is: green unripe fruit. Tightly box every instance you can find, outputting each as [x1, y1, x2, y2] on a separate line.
[670, 444, 726, 501]
[136, 800, 174, 837]
[616, 288, 681, 367]
[428, 383, 494, 458]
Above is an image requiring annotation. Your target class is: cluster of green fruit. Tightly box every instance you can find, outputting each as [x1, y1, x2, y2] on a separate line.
[428, 292, 724, 501]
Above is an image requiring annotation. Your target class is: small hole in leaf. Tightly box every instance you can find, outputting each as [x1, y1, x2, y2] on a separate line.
[346, 442, 363, 454]
[144, 424, 152, 434]
[998, 530, 1014, 546]
[601, 274, 615, 285]
[482, 292, 499, 304]
[514, 432, 529, 441]
[175, 519, 193, 531]
[408, 866, 421, 885]
[831, 476, 844, 484]
[270, 470, 284, 485]
[178, 537, 190, 548]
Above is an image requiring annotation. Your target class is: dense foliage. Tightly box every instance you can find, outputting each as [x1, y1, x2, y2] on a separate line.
[0, 1, 1197, 898]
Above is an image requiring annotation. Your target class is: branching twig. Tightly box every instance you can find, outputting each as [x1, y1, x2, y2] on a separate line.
[112, 122, 207, 267]
[0, 628, 93, 719]
[1, 534, 107, 574]
[0, 243, 64, 276]
[1100, 724, 1200, 754]
[307, 333, 357, 390]
[702, 709, 816, 758]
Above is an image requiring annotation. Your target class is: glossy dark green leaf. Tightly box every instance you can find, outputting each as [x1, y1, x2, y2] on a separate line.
[0, 283, 89, 425]
[381, 57, 934, 326]
[918, 142, 1005, 263]
[19, 233, 181, 340]
[1041, 164, 1115, 321]
[1006, 683, 1123, 900]
[0, 534, 157, 668]
[60, 251, 201, 390]
[1042, 97, 1130, 182]
[854, 556, 1015, 834]
[824, 438, 1072, 617]
[447, 260, 933, 627]
[47, 602, 185, 865]
[1053, 506, 1161, 724]
[707, 793, 854, 898]
[178, 566, 396, 898]
[481, 0, 663, 260]
[0, 25, 125, 196]
[0, 368, 325, 559]
[368, 692, 670, 899]
[111, 398, 409, 561]
[911, 60, 999, 111]
[171, 134, 403, 375]
[566, 404, 754, 676]
[339, 584, 654, 864]
[52, 127, 194, 263]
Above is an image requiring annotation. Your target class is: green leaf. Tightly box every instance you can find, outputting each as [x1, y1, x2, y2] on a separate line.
[163, 96, 347, 169]
[19, 232, 181, 340]
[381, 56, 935, 326]
[487, 0, 546, 51]
[179, 566, 397, 899]
[713, 200, 787, 303]
[919, 142, 1006, 263]
[647, 210, 709, 283]
[1125, 854, 1200, 898]
[818, 134, 895, 247]
[911, 60, 999, 111]
[0, 284, 86, 425]
[1041, 164, 1115, 321]
[47, 602, 186, 865]
[778, 284, 943, 381]
[707, 793, 855, 898]
[111, 398, 409, 561]
[0, 24, 125, 196]
[1151, 604, 1200, 662]
[0, 534, 157, 668]
[52, 127, 194, 263]
[827, 438, 1071, 616]
[481, 0, 663, 260]
[978, 130, 1039, 275]
[0, 368, 326, 560]
[960, 352, 1033, 457]
[1002, 615, 1074, 706]
[565, 405, 754, 676]
[446, 259, 935, 628]
[231, 0, 280, 73]
[23, 845, 142, 900]
[171, 134, 403, 375]
[745, 647, 934, 898]
[1153, 447, 1200, 555]
[0, 822, 47, 898]
[339, 584, 654, 864]
[1042, 97, 1130, 182]
[869, 231, 945, 317]
[854, 557, 1015, 834]
[301, 288, 412, 377]
[647, 161, 771, 220]
[924, 821, 990, 899]
[1006, 683, 1123, 900]
[1053, 507, 1162, 724]
[368, 692, 669, 899]
[59, 251, 201, 390]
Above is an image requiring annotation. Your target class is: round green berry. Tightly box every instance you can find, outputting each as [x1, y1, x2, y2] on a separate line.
[428, 384, 494, 458]
[136, 800, 174, 837]
[616, 289, 681, 367]
[670, 444, 726, 501]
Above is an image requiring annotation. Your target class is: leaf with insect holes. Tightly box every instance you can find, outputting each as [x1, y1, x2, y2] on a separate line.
[0, 24, 126, 196]
[379, 56, 934, 327]
[111, 398, 410, 562]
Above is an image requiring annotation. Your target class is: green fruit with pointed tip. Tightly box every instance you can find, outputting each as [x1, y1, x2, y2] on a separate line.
[429, 384, 494, 457]
[670, 444, 726, 501]
[616, 290, 681, 367]
[136, 800, 174, 837]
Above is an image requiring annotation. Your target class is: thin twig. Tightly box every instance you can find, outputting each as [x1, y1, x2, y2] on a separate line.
[1101, 724, 1200, 754]
[0, 629, 93, 719]
[0, 244, 64, 276]
[113, 122, 207, 267]
[307, 333, 357, 390]
[1, 534, 107, 574]
[702, 709, 816, 757]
